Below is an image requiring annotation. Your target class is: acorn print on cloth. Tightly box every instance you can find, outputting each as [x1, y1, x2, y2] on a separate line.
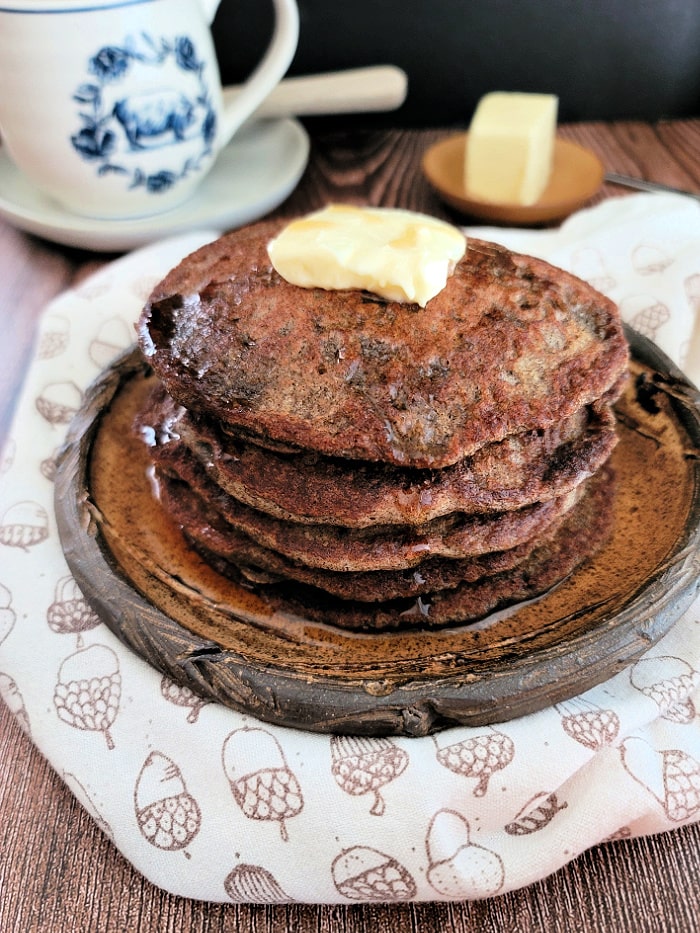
[425, 809, 505, 899]
[556, 697, 620, 750]
[330, 735, 408, 815]
[433, 728, 515, 796]
[504, 792, 569, 836]
[222, 726, 303, 841]
[224, 864, 294, 904]
[332, 846, 416, 902]
[0, 583, 16, 646]
[621, 737, 700, 823]
[160, 674, 209, 723]
[47, 575, 101, 647]
[35, 381, 82, 426]
[53, 644, 121, 749]
[135, 751, 202, 851]
[630, 656, 699, 724]
[0, 501, 49, 551]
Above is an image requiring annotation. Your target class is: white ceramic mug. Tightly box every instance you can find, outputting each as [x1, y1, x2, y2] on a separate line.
[0, 0, 299, 219]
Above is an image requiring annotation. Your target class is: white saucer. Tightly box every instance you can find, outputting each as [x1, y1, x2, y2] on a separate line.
[0, 118, 310, 252]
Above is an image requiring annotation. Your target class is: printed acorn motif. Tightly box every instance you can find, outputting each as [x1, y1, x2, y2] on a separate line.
[504, 791, 568, 836]
[135, 751, 201, 851]
[0, 500, 49, 550]
[222, 726, 303, 841]
[89, 317, 132, 369]
[330, 735, 409, 815]
[331, 846, 417, 902]
[36, 314, 70, 360]
[47, 575, 101, 646]
[425, 809, 505, 899]
[35, 381, 82, 426]
[570, 247, 616, 294]
[40, 448, 60, 482]
[618, 293, 670, 340]
[433, 728, 515, 796]
[621, 737, 700, 822]
[630, 655, 699, 724]
[631, 242, 673, 275]
[556, 696, 620, 750]
[53, 644, 121, 749]
[601, 826, 632, 845]
[224, 863, 294, 903]
[160, 674, 208, 723]
[0, 672, 31, 736]
[0, 582, 16, 645]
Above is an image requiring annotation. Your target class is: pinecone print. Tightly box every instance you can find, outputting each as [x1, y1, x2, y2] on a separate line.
[0, 672, 31, 736]
[504, 791, 568, 835]
[47, 575, 100, 646]
[0, 500, 49, 550]
[222, 727, 303, 841]
[425, 809, 504, 899]
[434, 728, 514, 796]
[53, 644, 120, 749]
[621, 737, 700, 823]
[135, 751, 201, 850]
[0, 582, 16, 645]
[160, 675, 208, 722]
[224, 864, 294, 903]
[556, 697, 620, 750]
[630, 656, 699, 724]
[330, 735, 408, 815]
[332, 846, 416, 902]
[35, 381, 82, 425]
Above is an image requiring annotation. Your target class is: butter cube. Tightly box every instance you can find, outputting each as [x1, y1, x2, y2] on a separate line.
[268, 205, 466, 307]
[465, 92, 558, 205]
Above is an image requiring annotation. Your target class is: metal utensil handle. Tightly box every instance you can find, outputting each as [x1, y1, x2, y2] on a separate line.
[605, 172, 700, 202]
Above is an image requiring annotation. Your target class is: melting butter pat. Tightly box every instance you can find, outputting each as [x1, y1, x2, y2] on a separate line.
[267, 205, 466, 307]
[465, 92, 558, 205]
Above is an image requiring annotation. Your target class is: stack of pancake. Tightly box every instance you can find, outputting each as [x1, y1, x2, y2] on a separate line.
[135, 218, 628, 632]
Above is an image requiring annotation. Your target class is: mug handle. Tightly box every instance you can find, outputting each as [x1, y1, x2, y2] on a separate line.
[211, 0, 299, 149]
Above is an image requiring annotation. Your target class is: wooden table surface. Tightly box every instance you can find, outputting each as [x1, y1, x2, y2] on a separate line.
[2, 119, 700, 932]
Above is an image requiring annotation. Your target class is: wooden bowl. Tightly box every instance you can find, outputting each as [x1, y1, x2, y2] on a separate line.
[422, 133, 604, 225]
[54, 330, 700, 737]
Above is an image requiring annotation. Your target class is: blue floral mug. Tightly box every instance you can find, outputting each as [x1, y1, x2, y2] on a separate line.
[0, 0, 299, 219]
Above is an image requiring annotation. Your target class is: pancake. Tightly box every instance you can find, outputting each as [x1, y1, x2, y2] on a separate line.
[203, 465, 616, 632]
[165, 480, 578, 602]
[153, 449, 586, 572]
[138, 222, 628, 469]
[138, 380, 617, 527]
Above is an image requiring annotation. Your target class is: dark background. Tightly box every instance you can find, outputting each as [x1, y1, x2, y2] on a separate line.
[212, 0, 700, 129]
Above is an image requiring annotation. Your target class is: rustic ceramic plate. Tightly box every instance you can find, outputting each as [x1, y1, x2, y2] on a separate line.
[55, 330, 700, 737]
[422, 133, 604, 225]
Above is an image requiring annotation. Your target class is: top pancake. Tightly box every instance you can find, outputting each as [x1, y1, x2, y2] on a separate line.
[138, 220, 628, 469]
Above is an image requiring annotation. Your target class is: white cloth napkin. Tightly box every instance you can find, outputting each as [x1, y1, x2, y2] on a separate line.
[1, 194, 699, 904]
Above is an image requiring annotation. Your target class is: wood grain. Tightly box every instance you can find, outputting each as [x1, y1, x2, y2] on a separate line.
[3, 120, 700, 930]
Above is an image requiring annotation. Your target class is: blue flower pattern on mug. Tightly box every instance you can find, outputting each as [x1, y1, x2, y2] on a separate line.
[71, 35, 217, 195]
